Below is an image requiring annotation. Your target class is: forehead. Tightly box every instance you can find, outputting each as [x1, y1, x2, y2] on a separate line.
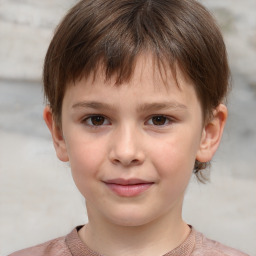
[71, 54, 194, 94]
[64, 55, 200, 109]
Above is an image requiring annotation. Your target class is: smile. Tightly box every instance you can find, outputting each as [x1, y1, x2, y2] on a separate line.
[103, 179, 154, 197]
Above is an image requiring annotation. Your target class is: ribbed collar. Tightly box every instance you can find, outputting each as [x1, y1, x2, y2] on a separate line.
[65, 225, 195, 256]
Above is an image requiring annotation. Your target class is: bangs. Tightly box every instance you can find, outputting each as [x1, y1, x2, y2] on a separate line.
[59, 5, 178, 87]
[44, 0, 229, 124]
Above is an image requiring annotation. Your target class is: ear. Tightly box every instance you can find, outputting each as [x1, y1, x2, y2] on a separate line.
[196, 104, 228, 163]
[43, 106, 69, 162]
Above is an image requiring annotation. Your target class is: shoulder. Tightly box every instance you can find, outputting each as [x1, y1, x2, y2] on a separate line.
[191, 229, 249, 256]
[8, 235, 70, 256]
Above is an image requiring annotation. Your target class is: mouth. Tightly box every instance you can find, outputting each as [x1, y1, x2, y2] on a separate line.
[103, 178, 154, 197]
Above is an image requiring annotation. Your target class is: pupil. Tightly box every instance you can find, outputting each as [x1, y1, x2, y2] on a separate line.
[152, 116, 166, 125]
[92, 116, 104, 125]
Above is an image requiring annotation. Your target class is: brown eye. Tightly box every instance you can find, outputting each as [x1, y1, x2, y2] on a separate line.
[151, 116, 168, 126]
[86, 116, 108, 126]
[91, 116, 105, 126]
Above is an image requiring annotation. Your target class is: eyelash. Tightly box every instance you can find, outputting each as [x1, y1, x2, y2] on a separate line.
[146, 115, 173, 126]
[82, 115, 174, 127]
[82, 115, 111, 127]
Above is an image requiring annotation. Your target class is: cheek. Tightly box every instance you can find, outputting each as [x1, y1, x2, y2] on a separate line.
[151, 134, 198, 177]
[66, 133, 106, 168]
[64, 136, 107, 192]
[151, 139, 196, 199]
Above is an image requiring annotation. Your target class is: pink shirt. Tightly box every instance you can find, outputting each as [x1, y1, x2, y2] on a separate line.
[9, 226, 248, 256]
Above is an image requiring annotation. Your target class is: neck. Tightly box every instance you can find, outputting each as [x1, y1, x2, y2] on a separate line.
[79, 205, 190, 256]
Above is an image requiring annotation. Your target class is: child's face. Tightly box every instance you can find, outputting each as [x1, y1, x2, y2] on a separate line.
[45, 56, 225, 227]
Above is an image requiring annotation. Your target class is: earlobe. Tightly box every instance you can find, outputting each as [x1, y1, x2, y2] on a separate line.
[43, 106, 69, 162]
[196, 104, 228, 163]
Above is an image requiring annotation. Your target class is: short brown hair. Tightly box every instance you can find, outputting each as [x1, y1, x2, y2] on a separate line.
[43, 0, 230, 181]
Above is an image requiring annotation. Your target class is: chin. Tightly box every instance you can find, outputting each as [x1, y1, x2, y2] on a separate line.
[105, 209, 158, 227]
[111, 218, 151, 227]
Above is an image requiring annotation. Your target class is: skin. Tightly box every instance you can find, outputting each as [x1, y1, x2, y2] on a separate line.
[44, 55, 227, 256]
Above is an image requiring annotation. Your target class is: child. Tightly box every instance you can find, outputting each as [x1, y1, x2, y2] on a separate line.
[10, 0, 248, 255]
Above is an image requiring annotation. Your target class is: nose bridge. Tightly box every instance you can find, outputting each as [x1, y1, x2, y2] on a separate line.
[109, 122, 144, 166]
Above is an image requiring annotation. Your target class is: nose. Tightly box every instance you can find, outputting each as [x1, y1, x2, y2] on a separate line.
[108, 124, 145, 167]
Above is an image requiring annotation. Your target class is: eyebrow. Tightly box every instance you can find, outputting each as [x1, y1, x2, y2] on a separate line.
[72, 101, 187, 112]
[72, 101, 114, 110]
[137, 102, 187, 112]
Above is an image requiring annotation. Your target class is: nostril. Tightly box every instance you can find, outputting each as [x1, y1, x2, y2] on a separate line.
[112, 158, 120, 165]
[109, 145, 145, 166]
[126, 159, 141, 166]
[131, 159, 139, 164]
[111, 158, 140, 166]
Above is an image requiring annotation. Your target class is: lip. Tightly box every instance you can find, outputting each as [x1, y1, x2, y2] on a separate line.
[103, 178, 154, 197]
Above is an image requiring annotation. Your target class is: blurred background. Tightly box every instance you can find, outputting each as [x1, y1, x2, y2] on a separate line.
[0, 0, 255, 255]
